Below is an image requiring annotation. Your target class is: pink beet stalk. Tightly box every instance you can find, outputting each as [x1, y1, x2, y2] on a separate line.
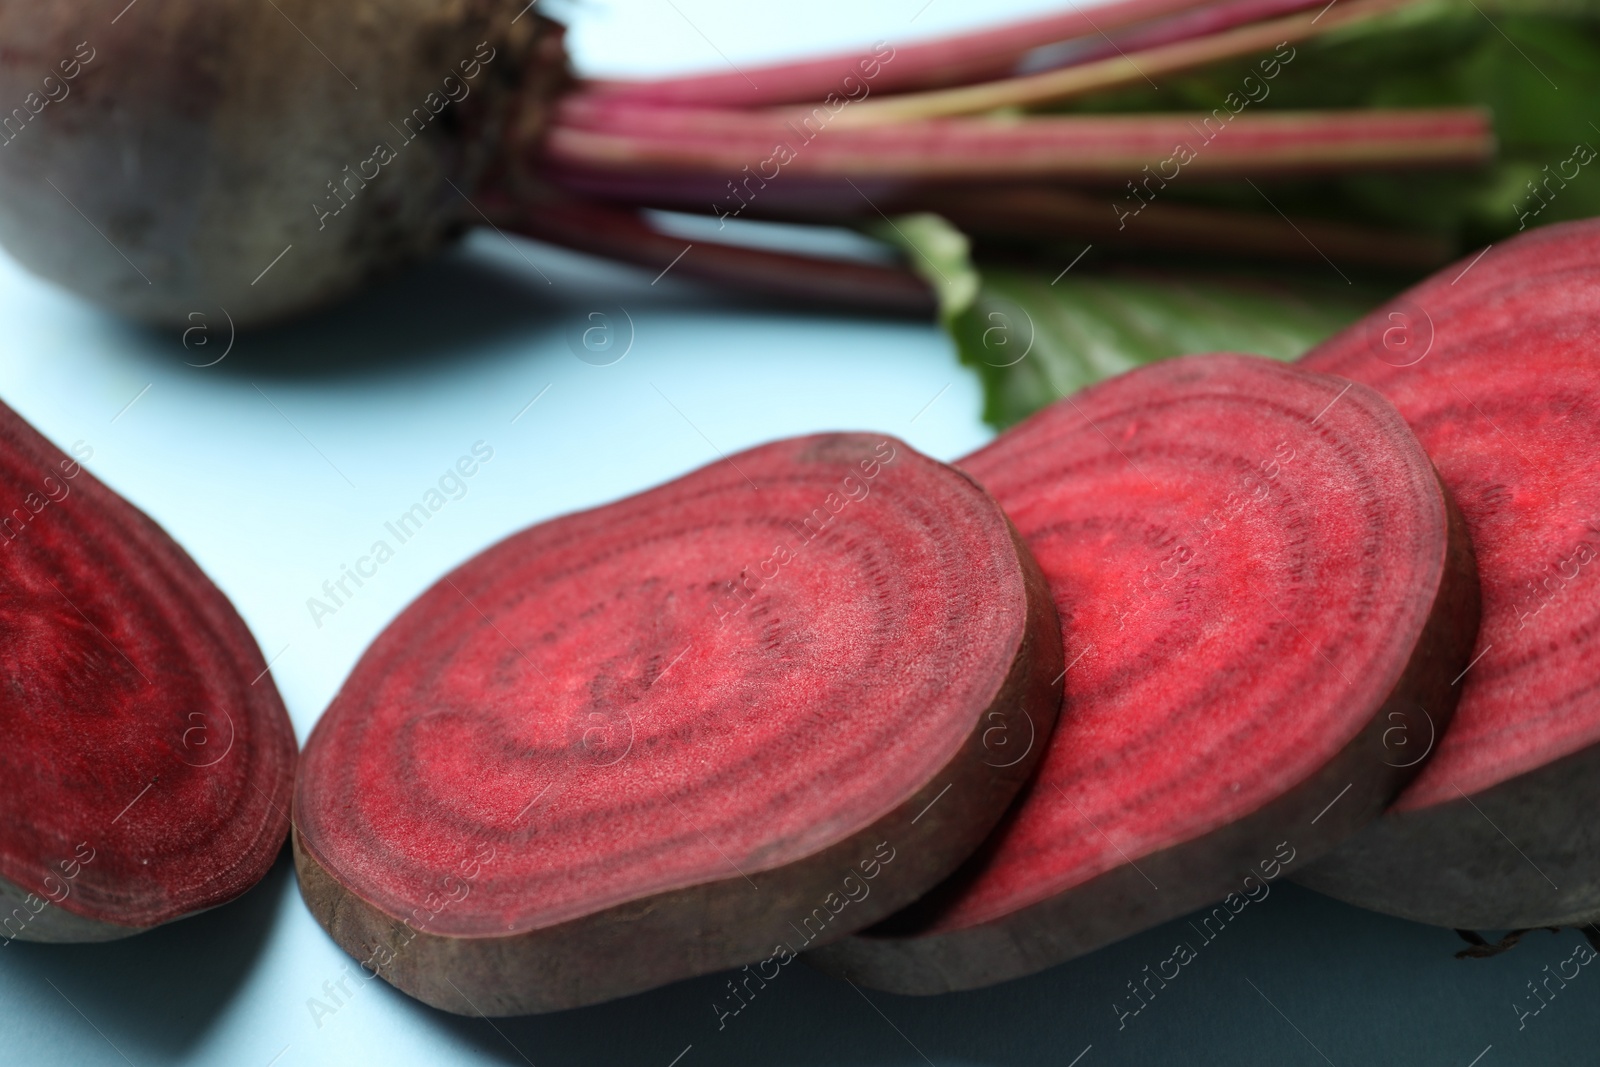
[824, 0, 1418, 126]
[479, 192, 936, 315]
[918, 185, 1453, 268]
[1017, 0, 1356, 71]
[541, 106, 1493, 183]
[577, 0, 1254, 108]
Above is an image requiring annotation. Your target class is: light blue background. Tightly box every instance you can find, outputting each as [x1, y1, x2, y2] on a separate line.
[1, 2, 1596, 1064]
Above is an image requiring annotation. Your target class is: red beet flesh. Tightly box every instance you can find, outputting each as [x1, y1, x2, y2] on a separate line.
[0, 400, 296, 940]
[809, 354, 1477, 993]
[1294, 219, 1600, 929]
[293, 433, 1062, 1015]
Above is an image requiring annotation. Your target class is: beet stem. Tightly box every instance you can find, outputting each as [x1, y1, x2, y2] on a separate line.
[576, 0, 1271, 108]
[908, 185, 1452, 269]
[482, 194, 936, 316]
[543, 107, 1494, 182]
[815, 0, 1424, 125]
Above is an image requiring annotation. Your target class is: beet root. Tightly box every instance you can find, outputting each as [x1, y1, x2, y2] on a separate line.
[293, 433, 1062, 1015]
[0, 0, 565, 327]
[0, 400, 297, 941]
[1293, 219, 1600, 930]
[808, 354, 1478, 994]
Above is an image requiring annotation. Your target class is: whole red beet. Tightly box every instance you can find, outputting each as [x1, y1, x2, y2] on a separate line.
[0, 0, 1494, 327]
[0, 0, 564, 326]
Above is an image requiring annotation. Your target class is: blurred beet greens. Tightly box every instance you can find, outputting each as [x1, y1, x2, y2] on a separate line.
[903, 0, 1600, 428]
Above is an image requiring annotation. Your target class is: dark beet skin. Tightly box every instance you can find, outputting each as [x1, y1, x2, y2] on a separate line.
[293, 433, 1063, 1015]
[809, 355, 1478, 994]
[0, 399, 296, 940]
[1294, 220, 1600, 930]
[0, 0, 564, 327]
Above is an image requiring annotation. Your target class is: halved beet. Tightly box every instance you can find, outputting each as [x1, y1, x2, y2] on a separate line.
[0, 399, 296, 941]
[293, 433, 1062, 1015]
[809, 354, 1478, 994]
[1294, 219, 1600, 930]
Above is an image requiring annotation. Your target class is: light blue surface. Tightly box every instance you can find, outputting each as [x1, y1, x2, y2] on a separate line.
[3, 3, 1599, 1065]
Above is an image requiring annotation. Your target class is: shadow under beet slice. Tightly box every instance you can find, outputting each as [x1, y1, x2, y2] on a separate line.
[808, 354, 1478, 994]
[293, 433, 1062, 1016]
[0, 400, 296, 941]
[1294, 219, 1600, 931]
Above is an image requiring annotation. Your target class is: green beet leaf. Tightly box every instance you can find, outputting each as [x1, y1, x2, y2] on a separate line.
[879, 215, 1380, 429]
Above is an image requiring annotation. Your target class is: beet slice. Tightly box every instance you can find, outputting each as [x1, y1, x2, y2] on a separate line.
[1293, 220, 1600, 930]
[293, 433, 1062, 1015]
[809, 354, 1478, 994]
[0, 400, 296, 941]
